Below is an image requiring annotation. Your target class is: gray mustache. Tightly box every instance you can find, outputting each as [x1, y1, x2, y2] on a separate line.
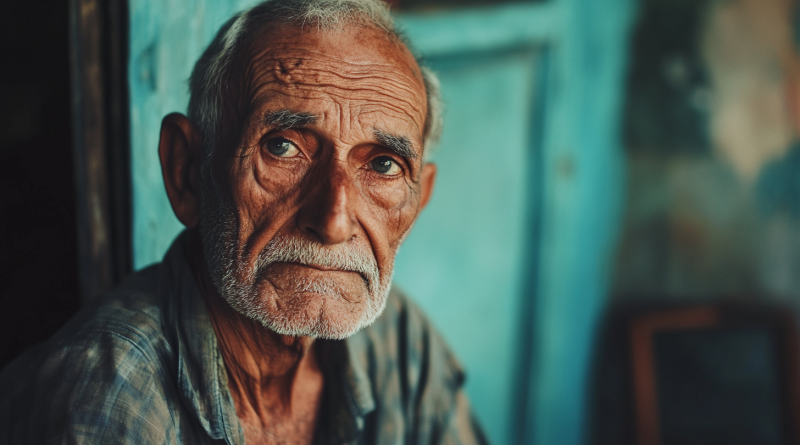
[254, 235, 380, 289]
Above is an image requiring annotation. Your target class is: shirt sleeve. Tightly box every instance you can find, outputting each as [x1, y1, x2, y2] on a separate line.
[0, 330, 176, 444]
[388, 290, 491, 445]
[440, 390, 491, 445]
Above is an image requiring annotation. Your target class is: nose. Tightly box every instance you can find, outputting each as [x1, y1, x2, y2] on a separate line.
[297, 164, 358, 245]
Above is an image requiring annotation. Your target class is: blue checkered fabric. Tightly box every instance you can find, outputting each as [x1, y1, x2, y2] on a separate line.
[0, 233, 489, 445]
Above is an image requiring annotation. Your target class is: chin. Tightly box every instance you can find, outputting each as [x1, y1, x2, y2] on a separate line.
[223, 279, 388, 340]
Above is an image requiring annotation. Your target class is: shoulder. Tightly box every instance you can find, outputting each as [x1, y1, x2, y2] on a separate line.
[359, 285, 466, 399]
[76, 264, 164, 345]
[346, 286, 486, 443]
[25, 264, 169, 367]
[0, 265, 177, 444]
[355, 287, 490, 444]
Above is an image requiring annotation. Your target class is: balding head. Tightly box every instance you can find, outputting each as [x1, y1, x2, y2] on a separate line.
[187, 0, 442, 168]
[159, 0, 440, 340]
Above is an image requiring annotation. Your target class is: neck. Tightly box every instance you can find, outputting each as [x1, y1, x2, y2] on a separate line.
[186, 228, 323, 424]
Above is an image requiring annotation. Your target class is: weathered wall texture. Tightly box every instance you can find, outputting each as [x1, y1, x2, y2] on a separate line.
[614, 0, 800, 309]
[129, 0, 262, 269]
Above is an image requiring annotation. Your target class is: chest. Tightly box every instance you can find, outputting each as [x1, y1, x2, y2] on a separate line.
[238, 414, 318, 445]
[231, 375, 324, 445]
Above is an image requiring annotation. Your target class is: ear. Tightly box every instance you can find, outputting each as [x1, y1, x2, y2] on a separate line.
[418, 162, 437, 211]
[159, 113, 203, 228]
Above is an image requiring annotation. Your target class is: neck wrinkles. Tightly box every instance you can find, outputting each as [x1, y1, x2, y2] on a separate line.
[187, 228, 322, 417]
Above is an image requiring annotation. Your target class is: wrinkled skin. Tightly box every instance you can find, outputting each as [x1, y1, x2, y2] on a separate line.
[218, 23, 432, 336]
[159, 24, 436, 445]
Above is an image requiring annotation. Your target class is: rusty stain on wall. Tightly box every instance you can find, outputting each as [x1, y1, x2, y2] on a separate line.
[614, 0, 800, 309]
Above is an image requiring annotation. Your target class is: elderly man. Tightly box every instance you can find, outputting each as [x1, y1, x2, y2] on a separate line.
[0, 0, 488, 444]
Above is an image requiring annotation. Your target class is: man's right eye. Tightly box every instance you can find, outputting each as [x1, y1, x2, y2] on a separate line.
[265, 137, 300, 158]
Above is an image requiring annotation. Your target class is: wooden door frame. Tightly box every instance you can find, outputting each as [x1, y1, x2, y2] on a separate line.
[69, 0, 132, 303]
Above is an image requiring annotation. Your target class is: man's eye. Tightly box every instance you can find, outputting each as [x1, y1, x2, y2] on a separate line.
[369, 156, 402, 175]
[265, 137, 300, 158]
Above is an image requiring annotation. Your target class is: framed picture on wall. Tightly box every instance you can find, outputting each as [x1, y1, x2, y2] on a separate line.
[630, 304, 800, 445]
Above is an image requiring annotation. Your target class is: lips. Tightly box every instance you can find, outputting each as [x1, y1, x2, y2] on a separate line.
[296, 263, 372, 291]
[285, 261, 373, 290]
[294, 262, 348, 272]
[264, 262, 369, 296]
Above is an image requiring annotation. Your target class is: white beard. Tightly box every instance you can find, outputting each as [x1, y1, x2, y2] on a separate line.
[199, 181, 392, 339]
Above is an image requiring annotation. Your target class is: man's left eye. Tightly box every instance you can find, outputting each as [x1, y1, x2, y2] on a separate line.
[369, 156, 402, 175]
[265, 137, 300, 158]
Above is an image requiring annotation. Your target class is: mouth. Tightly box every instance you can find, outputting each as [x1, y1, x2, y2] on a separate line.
[295, 262, 347, 272]
[279, 262, 372, 291]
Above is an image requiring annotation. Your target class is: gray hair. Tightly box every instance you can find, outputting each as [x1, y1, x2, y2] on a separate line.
[187, 0, 443, 167]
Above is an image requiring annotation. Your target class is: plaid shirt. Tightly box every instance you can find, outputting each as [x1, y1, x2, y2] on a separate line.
[0, 233, 488, 444]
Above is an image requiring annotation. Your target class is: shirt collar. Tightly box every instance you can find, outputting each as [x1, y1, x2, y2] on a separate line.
[316, 337, 376, 444]
[157, 233, 244, 444]
[157, 231, 376, 444]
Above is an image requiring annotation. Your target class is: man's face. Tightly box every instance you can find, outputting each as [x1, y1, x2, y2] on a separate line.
[200, 24, 432, 339]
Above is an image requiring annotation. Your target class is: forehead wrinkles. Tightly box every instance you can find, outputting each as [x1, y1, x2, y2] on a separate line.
[244, 47, 426, 129]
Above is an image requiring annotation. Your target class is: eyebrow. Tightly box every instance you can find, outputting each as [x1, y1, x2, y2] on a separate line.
[262, 109, 318, 130]
[373, 129, 418, 160]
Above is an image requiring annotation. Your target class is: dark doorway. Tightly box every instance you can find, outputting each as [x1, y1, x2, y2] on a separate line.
[0, 0, 81, 369]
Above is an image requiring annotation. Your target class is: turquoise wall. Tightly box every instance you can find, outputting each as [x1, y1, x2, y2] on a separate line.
[128, 1, 634, 443]
[392, 45, 540, 445]
[129, 0, 257, 269]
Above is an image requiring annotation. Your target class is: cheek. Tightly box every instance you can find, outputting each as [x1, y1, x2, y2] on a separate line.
[357, 178, 421, 245]
[232, 156, 307, 242]
[363, 180, 410, 208]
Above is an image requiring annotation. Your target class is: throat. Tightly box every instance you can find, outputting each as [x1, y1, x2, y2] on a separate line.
[224, 335, 325, 445]
[210, 300, 325, 444]
[191, 240, 325, 444]
[230, 352, 324, 445]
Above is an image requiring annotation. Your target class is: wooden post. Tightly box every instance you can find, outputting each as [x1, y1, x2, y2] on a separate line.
[69, 0, 131, 304]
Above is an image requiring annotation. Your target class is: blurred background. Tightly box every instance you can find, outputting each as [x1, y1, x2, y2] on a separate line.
[4, 0, 800, 444]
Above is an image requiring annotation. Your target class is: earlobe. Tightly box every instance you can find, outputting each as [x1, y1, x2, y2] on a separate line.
[418, 163, 437, 211]
[159, 113, 203, 228]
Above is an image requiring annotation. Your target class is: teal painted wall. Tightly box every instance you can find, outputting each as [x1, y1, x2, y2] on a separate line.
[399, 4, 635, 443]
[128, 1, 634, 444]
[392, 46, 541, 445]
[129, 0, 258, 270]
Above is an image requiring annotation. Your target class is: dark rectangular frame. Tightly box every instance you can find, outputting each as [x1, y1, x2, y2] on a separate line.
[69, 0, 132, 303]
[630, 305, 800, 445]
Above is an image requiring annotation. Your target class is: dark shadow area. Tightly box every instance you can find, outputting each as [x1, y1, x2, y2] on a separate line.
[0, 0, 80, 370]
[591, 301, 800, 445]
